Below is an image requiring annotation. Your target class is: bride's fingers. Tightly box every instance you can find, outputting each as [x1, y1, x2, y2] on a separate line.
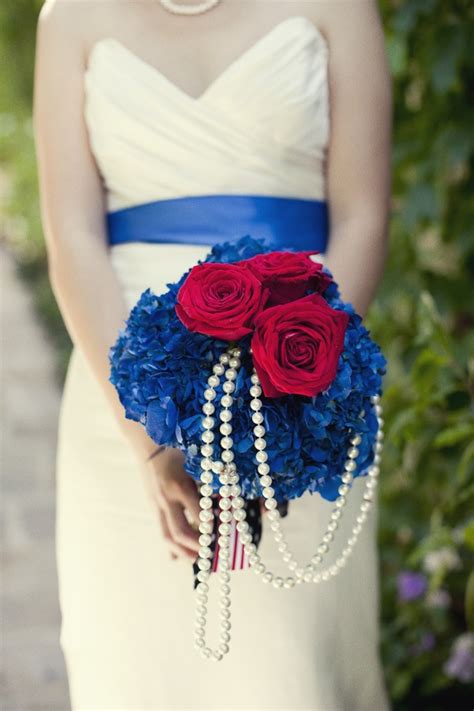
[158, 507, 196, 561]
[165, 501, 201, 555]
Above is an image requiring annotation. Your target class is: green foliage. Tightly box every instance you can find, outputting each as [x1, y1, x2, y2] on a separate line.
[1, 1, 473, 707]
[373, 0, 474, 706]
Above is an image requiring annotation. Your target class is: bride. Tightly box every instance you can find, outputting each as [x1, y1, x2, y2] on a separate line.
[33, 0, 392, 708]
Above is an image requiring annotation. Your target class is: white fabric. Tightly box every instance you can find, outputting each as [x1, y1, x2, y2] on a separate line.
[56, 15, 390, 710]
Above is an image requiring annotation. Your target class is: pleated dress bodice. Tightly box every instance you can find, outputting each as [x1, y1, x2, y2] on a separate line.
[83, 15, 330, 212]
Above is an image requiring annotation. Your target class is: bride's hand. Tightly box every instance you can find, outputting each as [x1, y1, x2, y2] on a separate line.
[140, 447, 201, 562]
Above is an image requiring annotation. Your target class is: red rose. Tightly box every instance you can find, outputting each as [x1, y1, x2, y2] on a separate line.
[176, 262, 269, 340]
[240, 251, 331, 306]
[251, 293, 349, 398]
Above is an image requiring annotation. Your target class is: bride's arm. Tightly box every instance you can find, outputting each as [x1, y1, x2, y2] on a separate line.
[33, 3, 158, 461]
[319, 0, 392, 317]
[33, 2, 200, 559]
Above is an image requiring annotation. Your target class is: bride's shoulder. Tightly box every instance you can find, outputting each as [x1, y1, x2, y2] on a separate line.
[37, 0, 118, 60]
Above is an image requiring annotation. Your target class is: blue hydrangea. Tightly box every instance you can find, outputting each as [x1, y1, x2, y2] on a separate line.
[109, 235, 386, 502]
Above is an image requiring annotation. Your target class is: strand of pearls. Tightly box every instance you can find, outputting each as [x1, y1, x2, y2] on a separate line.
[194, 346, 384, 661]
[194, 346, 243, 662]
[235, 369, 384, 588]
[159, 0, 221, 16]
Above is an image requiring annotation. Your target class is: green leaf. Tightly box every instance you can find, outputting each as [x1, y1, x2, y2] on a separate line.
[466, 569, 474, 631]
[434, 423, 474, 448]
[464, 521, 474, 551]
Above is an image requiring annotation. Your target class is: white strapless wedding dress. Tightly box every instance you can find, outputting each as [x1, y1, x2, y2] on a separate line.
[55, 16, 390, 710]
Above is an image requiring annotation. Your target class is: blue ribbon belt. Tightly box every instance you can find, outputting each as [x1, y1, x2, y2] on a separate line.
[106, 194, 329, 252]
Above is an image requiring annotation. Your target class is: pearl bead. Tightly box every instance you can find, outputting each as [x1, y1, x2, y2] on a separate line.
[250, 385, 262, 398]
[229, 357, 241, 368]
[200, 444, 213, 458]
[233, 509, 246, 521]
[253, 425, 265, 438]
[207, 374, 220, 388]
[219, 353, 230, 364]
[198, 559, 211, 571]
[219, 498, 232, 510]
[200, 497, 213, 510]
[252, 411, 264, 424]
[219, 510, 232, 523]
[221, 394, 233, 408]
[344, 459, 357, 472]
[219, 410, 232, 422]
[199, 534, 212, 547]
[219, 422, 232, 436]
[204, 388, 216, 401]
[264, 498, 277, 510]
[284, 577, 296, 589]
[225, 368, 237, 381]
[236, 521, 249, 533]
[200, 459, 213, 472]
[258, 462, 270, 476]
[254, 438, 267, 450]
[199, 510, 213, 522]
[218, 523, 231, 536]
[220, 436, 233, 449]
[350, 434, 362, 446]
[202, 416, 215, 429]
[259, 475, 272, 488]
[232, 496, 244, 509]
[262, 572, 273, 583]
[250, 373, 260, 384]
[338, 484, 349, 496]
[211, 460, 224, 473]
[202, 402, 215, 415]
[213, 363, 225, 376]
[256, 451, 268, 463]
[341, 472, 353, 484]
[250, 398, 262, 411]
[222, 381, 235, 394]
[199, 546, 212, 559]
[335, 496, 347, 508]
[347, 447, 359, 459]
[197, 529, 212, 544]
[272, 576, 284, 588]
[221, 450, 234, 463]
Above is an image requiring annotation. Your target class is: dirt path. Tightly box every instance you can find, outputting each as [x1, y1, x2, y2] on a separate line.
[1, 246, 70, 710]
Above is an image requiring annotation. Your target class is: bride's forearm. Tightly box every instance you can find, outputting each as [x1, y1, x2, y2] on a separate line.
[48, 233, 159, 462]
[321, 217, 390, 318]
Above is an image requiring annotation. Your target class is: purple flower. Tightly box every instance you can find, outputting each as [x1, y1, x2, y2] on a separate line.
[444, 633, 474, 683]
[412, 632, 436, 656]
[397, 571, 427, 601]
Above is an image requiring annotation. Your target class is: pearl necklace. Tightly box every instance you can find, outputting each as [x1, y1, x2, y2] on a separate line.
[159, 0, 221, 16]
[195, 346, 384, 662]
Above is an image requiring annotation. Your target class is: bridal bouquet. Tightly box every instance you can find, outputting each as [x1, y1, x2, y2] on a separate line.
[109, 235, 386, 661]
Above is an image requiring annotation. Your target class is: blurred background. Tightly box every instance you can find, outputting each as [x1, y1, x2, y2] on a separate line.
[1, 1, 473, 709]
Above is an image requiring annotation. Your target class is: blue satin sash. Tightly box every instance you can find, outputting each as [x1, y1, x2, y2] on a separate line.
[106, 194, 329, 252]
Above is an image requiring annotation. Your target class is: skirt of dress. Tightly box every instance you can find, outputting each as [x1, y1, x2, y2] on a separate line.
[55, 242, 390, 711]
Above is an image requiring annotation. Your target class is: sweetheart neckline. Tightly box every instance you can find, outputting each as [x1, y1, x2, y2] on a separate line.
[85, 15, 327, 104]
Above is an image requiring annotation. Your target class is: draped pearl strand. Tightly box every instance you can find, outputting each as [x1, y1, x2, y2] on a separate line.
[194, 346, 384, 661]
[159, 0, 221, 16]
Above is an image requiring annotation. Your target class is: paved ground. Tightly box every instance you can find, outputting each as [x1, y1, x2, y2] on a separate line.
[1, 246, 71, 710]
